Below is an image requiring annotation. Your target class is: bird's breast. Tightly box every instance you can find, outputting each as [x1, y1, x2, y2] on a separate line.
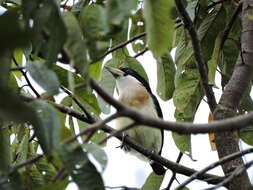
[118, 85, 150, 107]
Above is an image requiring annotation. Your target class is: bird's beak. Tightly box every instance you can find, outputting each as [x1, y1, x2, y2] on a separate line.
[105, 66, 124, 78]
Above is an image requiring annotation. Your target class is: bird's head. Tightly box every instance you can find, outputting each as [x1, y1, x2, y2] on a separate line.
[105, 66, 152, 95]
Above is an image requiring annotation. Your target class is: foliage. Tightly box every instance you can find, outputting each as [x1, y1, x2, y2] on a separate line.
[0, 0, 247, 189]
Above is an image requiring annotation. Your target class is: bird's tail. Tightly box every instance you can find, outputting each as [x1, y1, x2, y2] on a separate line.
[150, 161, 166, 175]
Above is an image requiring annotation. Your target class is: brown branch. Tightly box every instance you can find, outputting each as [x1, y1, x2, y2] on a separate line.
[213, 0, 253, 189]
[98, 122, 137, 144]
[134, 48, 148, 58]
[175, 147, 253, 189]
[90, 79, 253, 134]
[102, 32, 147, 58]
[11, 154, 43, 172]
[60, 86, 94, 122]
[174, 0, 217, 112]
[64, 112, 122, 144]
[203, 159, 253, 190]
[164, 152, 183, 190]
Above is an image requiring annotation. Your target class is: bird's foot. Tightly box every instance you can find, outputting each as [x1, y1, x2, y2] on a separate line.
[116, 133, 131, 151]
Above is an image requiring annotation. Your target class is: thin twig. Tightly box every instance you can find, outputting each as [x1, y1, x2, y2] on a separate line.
[9, 66, 26, 71]
[134, 48, 148, 58]
[11, 154, 43, 172]
[165, 152, 184, 190]
[102, 32, 146, 58]
[202, 159, 253, 190]
[175, 147, 253, 189]
[64, 112, 122, 144]
[12, 57, 40, 98]
[175, 0, 217, 112]
[60, 86, 94, 122]
[98, 122, 137, 144]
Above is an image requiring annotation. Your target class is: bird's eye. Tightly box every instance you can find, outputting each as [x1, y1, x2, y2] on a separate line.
[123, 73, 128, 76]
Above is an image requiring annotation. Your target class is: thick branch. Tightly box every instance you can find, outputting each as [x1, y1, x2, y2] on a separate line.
[174, 0, 217, 112]
[213, 0, 253, 189]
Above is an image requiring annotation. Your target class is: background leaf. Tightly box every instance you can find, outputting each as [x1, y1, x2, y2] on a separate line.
[27, 62, 60, 96]
[143, 0, 174, 57]
[156, 53, 176, 101]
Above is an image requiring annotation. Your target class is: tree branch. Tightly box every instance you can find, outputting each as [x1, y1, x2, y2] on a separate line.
[174, 0, 217, 112]
[203, 160, 253, 190]
[175, 147, 253, 189]
[213, 0, 253, 189]
[12, 57, 40, 98]
[90, 79, 253, 134]
[102, 32, 146, 58]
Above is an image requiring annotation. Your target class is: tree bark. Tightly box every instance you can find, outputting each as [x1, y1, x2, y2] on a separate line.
[214, 0, 253, 189]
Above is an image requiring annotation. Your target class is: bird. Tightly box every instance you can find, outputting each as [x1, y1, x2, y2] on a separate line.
[105, 66, 165, 175]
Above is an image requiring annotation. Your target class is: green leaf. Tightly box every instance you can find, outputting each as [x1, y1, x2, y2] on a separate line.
[57, 144, 104, 190]
[82, 143, 108, 171]
[63, 12, 88, 80]
[27, 62, 60, 96]
[29, 100, 60, 154]
[0, 88, 37, 124]
[143, 0, 174, 57]
[0, 50, 11, 89]
[98, 60, 117, 114]
[207, 34, 222, 86]
[0, 121, 11, 173]
[36, 157, 57, 182]
[25, 164, 45, 188]
[52, 65, 85, 87]
[74, 89, 101, 116]
[0, 171, 25, 190]
[22, 0, 66, 66]
[141, 172, 164, 190]
[106, 0, 138, 26]
[35, 180, 69, 190]
[124, 57, 149, 82]
[173, 68, 203, 154]
[174, 68, 203, 121]
[156, 54, 176, 101]
[79, 4, 109, 39]
[172, 133, 191, 155]
[130, 9, 146, 53]
[89, 61, 103, 81]
[239, 125, 253, 146]
[221, 39, 239, 88]
[0, 9, 30, 50]
[14, 130, 29, 166]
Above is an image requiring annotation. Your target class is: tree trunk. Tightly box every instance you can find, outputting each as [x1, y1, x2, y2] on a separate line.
[214, 0, 253, 189]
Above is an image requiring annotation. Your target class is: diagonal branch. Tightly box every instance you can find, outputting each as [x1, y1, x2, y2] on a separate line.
[90, 79, 253, 134]
[174, 0, 217, 112]
[12, 57, 40, 98]
[175, 147, 253, 189]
